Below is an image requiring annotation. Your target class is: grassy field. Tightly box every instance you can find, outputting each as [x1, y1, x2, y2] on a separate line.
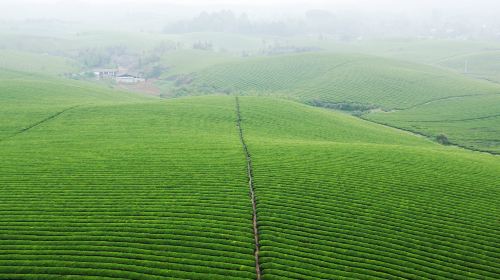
[1, 69, 499, 279]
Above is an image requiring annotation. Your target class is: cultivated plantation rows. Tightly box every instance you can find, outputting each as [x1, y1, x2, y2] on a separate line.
[181, 53, 500, 153]
[1, 75, 499, 279]
[0, 70, 147, 139]
[191, 53, 500, 109]
[367, 94, 500, 153]
[239, 98, 500, 279]
[0, 97, 257, 279]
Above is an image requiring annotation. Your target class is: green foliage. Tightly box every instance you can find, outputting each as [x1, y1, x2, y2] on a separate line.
[436, 134, 451, 145]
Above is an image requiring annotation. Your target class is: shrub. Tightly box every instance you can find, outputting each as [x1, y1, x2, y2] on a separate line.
[436, 134, 451, 145]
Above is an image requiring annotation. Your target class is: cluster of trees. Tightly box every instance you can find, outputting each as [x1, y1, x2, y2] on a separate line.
[77, 46, 127, 68]
[164, 10, 310, 37]
[193, 41, 213, 51]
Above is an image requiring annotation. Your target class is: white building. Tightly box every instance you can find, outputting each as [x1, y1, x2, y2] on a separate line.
[116, 74, 146, 84]
[93, 69, 118, 80]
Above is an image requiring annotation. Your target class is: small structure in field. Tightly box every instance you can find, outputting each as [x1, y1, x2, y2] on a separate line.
[93, 68, 118, 80]
[116, 74, 146, 84]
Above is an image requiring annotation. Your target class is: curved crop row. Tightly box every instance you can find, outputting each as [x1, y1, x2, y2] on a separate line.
[238, 97, 500, 279]
[0, 97, 256, 279]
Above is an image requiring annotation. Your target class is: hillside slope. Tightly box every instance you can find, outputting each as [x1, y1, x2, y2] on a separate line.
[239, 97, 500, 279]
[178, 52, 500, 153]
[0, 69, 151, 139]
[0, 97, 256, 279]
[0, 50, 79, 76]
[366, 94, 500, 153]
[1, 76, 499, 280]
[187, 52, 500, 109]
[436, 50, 500, 83]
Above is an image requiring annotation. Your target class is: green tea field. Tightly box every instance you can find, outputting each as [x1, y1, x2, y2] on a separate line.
[1, 69, 499, 279]
[173, 52, 500, 153]
[2, 5, 500, 276]
[366, 93, 500, 153]
[187, 53, 500, 109]
[0, 87, 257, 278]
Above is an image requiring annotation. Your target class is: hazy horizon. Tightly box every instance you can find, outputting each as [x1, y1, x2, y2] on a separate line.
[2, 0, 500, 21]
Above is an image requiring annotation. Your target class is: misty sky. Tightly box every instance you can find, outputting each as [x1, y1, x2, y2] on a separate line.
[1, 0, 499, 22]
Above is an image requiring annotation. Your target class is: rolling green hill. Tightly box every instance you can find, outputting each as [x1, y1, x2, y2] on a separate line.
[436, 51, 500, 83]
[0, 69, 150, 139]
[366, 93, 500, 153]
[188, 52, 500, 109]
[1, 70, 499, 279]
[238, 97, 500, 279]
[0, 50, 79, 76]
[160, 50, 241, 77]
[0, 97, 256, 279]
[177, 52, 500, 153]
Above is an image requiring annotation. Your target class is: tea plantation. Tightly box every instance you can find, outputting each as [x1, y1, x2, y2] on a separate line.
[1, 71, 499, 279]
[188, 53, 500, 109]
[180, 52, 500, 153]
[238, 97, 500, 279]
[0, 95, 257, 279]
[366, 93, 500, 153]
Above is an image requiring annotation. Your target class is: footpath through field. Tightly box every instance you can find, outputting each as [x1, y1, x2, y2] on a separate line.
[235, 97, 262, 280]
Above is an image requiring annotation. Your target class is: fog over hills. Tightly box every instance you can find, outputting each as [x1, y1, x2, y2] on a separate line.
[1, 0, 499, 38]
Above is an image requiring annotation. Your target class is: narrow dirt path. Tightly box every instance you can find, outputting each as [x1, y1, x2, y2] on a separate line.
[235, 97, 262, 280]
[0, 106, 78, 142]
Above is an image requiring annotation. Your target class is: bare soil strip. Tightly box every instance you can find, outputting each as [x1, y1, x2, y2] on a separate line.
[235, 97, 262, 280]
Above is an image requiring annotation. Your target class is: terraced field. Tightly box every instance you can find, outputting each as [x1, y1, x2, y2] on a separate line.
[238, 97, 500, 279]
[189, 53, 500, 109]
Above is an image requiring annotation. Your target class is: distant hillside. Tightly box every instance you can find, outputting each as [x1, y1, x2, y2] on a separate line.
[366, 93, 500, 154]
[0, 50, 79, 76]
[436, 51, 500, 83]
[187, 52, 500, 109]
[172, 52, 500, 153]
[0, 69, 151, 139]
